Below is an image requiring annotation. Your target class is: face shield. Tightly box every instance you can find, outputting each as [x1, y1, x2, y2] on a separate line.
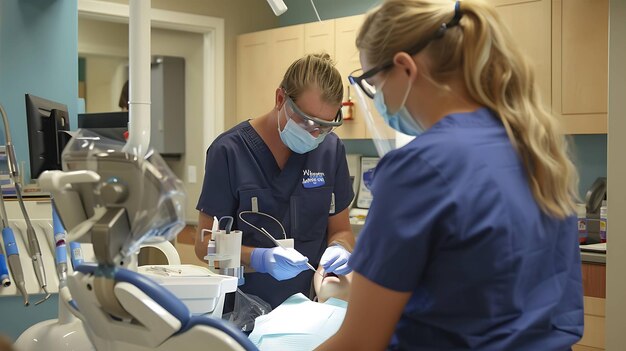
[348, 70, 399, 158]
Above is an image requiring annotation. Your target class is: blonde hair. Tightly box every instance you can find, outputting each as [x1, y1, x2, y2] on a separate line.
[357, 0, 578, 218]
[281, 53, 344, 105]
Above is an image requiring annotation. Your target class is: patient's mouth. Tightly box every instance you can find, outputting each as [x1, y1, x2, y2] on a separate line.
[323, 272, 339, 281]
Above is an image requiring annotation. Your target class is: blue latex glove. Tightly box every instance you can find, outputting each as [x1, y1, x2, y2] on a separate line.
[320, 245, 352, 275]
[250, 247, 310, 281]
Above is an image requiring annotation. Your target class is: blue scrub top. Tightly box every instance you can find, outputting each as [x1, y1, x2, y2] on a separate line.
[350, 108, 583, 350]
[197, 121, 354, 308]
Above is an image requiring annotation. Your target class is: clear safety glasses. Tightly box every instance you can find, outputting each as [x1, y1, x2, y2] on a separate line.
[283, 94, 343, 135]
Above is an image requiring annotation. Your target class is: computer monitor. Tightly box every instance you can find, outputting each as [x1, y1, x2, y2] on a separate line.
[77, 111, 128, 142]
[25, 94, 70, 180]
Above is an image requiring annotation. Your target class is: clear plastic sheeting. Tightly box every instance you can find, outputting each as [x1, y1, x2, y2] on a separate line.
[350, 79, 397, 158]
[61, 129, 186, 260]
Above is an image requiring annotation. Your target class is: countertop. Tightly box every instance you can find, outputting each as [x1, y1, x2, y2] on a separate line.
[580, 243, 606, 264]
[581, 250, 606, 264]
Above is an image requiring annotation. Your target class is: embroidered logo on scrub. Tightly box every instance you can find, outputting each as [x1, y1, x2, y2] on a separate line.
[302, 170, 326, 188]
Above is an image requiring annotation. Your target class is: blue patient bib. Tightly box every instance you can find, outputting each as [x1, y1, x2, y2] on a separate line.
[248, 293, 347, 351]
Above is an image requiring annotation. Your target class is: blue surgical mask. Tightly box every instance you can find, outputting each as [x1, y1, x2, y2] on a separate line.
[278, 109, 326, 154]
[373, 79, 424, 136]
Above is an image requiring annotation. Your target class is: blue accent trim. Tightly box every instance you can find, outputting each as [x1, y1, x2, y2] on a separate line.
[55, 246, 67, 264]
[52, 204, 65, 236]
[2, 227, 18, 256]
[180, 316, 259, 351]
[0, 253, 8, 284]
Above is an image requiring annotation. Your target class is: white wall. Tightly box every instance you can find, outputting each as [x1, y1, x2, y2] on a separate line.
[97, 0, 279, 130]
[82, 54, 127, 112]
[79, 18, 204, 223]
[605, 0, 626, 348]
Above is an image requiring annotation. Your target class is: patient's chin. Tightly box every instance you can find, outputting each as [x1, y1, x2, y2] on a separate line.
[318, 281, 349, 303]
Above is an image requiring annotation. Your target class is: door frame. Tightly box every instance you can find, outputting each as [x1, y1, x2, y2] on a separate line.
[78, 0, 225, 151]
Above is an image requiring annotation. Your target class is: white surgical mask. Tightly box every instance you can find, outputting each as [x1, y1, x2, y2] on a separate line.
[277, 108, 326, 154]
[373, 78, 424, 136]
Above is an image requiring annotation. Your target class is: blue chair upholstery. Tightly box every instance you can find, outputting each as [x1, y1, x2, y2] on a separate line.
[75, 265, 258, 351]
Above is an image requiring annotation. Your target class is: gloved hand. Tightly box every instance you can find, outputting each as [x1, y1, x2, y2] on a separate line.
[250, 247, 310, 281]
[320, 245, 352, 275]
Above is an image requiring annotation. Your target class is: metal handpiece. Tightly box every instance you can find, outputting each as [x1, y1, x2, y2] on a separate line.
[15, 182, 50, 305]
[0, 180, 29, 305]
[0, 104, 31, 305]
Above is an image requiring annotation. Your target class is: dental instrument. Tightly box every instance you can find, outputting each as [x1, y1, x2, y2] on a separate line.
[52, 204, 68, 282]
[260, 227, 322, 277]
[238, 210, 322, 276]
[0, 172, 29, 305]
[17, 182, 49, 304]
[0, 102, 50, 304]
[0, 240, 9, 287]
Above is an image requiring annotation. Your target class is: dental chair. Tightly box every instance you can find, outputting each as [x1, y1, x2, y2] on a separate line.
[34, 130, 257, 351]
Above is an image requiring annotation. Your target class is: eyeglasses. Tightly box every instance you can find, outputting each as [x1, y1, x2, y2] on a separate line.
[349, 6, 463, 99]
[283, 93, 343, 135]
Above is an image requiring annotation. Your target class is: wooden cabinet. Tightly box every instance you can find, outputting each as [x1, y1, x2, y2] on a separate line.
[553, 0, 609, 134]
[271, 25, 305, 89]
[236, 30, 274, 123]
[238, 1, 609, 134]
[490, 0, 552, 105]
[334, 15, 397, 140]
[305, 20, 334, 57]
[236, 25, 304, 124]
[576, 262, 606, 350]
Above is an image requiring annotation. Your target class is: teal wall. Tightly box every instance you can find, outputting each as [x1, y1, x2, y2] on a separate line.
[0, 0, 77, 341]
[280, 0, 380, 26]
[0, 294, 60, 342]
[0, 0, 79, 182]
[572, 134, 607, 200]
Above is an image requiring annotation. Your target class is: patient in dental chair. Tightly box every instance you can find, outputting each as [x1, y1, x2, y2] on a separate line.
[248, 267, 352, 351]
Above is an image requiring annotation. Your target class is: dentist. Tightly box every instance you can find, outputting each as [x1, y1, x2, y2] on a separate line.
[196, 53, 355, 308]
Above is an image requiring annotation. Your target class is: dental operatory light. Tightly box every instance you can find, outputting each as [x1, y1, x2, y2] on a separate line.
[267, 0, 287, 16]
[266, 0, 322, 22]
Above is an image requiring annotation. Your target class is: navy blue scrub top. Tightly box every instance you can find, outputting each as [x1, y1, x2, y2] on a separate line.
[197, 121, 354, 308]
[350, 108, 584, 350]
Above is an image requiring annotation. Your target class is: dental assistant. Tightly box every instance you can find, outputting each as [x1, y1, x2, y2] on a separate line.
[196, 53, 355, 308]
[318, 0, 583, 350]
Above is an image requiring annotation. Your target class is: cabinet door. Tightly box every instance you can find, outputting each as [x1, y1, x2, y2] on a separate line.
[305, 20, 335, 57]
[270, 25, 305, 91]
[236, 30, 274, 123]
[553, 0, 608, 134]
[490, 0, 552, 107]
[334, 15, 367, 139]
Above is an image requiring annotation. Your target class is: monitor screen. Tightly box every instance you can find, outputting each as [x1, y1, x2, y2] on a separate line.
[78, 111, 128, 142]
[25, 94, 70, 180]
